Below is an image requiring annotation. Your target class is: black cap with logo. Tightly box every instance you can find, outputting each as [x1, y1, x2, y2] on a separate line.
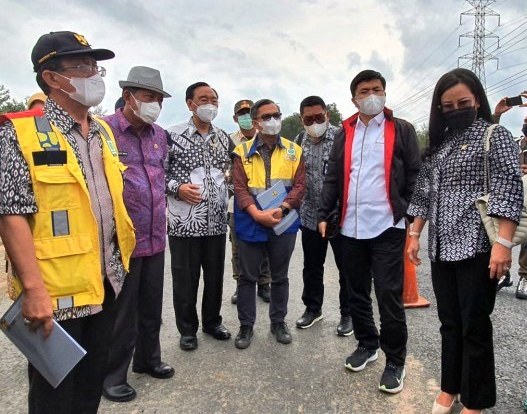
[31, 31, 115, 72]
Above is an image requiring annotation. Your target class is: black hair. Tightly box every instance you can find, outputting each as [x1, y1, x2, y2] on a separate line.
[349, 70, 386, 97]
[185, 81, 218, 101]
[427, 68, 492, 154]
[250, 99, 280, 120]
[299, 96, 326, 114]
[36, 59, 62, 95]
[114, 97, 125, 110]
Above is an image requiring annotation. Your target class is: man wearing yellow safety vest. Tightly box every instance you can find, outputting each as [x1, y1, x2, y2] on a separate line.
[0, 31, 135, 414]
[232, 99, 305, 349]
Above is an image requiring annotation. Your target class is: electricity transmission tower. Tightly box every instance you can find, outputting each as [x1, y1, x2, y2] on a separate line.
[458, 0, 500, 88]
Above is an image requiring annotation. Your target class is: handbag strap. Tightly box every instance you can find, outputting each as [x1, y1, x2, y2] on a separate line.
[482, 124, 499, 193]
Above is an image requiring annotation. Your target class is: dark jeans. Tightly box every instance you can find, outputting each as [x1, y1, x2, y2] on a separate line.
[431, 252, 498, 410]
[228, 213, 271, 284]
[104, 252, 165, 387]
[169, 234, 226, 335]
[237, 233, 296, 326]
[300, 227, 351, 316]
[28, 280, 117, 414]
[341, 227, 407, 366]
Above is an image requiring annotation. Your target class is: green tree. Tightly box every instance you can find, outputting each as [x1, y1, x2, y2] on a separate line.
[415, 123, 429, 151]
[0, 85, 26, 113]
[280, 102, 344, 140]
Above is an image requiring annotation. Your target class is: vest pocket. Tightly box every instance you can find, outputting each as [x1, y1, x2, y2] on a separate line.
[34, 169, 81, 210]
[34, 234, 92, 259]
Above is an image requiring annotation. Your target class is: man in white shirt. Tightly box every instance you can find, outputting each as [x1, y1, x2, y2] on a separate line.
[318, 70, 421, 394]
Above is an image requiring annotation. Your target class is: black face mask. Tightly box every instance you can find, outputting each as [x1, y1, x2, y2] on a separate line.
[443, 107, 477, 131]
[522, 124, 527, 137]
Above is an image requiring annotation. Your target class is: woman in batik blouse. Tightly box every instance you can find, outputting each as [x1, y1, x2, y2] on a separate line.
[406, 68, 523, 414]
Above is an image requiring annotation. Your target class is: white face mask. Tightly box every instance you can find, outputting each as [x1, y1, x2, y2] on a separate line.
[357, 94, 386, 116]
[131, 94, 161, 125]
[259, 117, 282, 135]
[57, 73, 106, 107]
[304, 121, 328, 138]
[195, 103, 218, 123]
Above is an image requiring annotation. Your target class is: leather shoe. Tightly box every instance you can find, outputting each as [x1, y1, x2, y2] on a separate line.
[296, 309, 323, 329]
[132, 362, 175, 379]
[337, 315, 354, 336]
[103, 383, 137, 402]
[180, 335, 198, 351]
[270, 322, 292, 344]
[203, 324, 231, 340]
[235, 325, 254, 349]
[257, 283, 270, 302]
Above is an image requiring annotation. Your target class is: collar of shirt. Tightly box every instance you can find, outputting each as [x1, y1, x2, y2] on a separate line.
[44, 98, 99, 139]
[252, 133, 284, 154]
[186, 116, 215, 137]
[356, 111, 385, 130]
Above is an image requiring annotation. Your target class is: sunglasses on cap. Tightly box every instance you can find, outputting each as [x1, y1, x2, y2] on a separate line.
[302, 113, 326, 126]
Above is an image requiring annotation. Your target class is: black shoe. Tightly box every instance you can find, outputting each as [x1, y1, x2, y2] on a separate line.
[295, 309, 323, 329]
[345, 346, 378, 372]
[231, 286, 238, 304]
[270, 322, 292, 344]
[132, 362, 175, 379]
[337, 315, 354, 336]
[103, 383, 137, 402]
[235, 325, 254, 349]
[202, 324, 232, 340]
[257, 283, 270, 303]
[180, 335, 198, 351]
[496, 270, 513, 291]
[379, 362, 406, 394]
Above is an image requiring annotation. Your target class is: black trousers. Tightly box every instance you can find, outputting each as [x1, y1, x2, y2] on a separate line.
[169, 234, 226, 336]
[431, 252, 498, 410]
[28, 280, 117, 414]
[341, 227, 407, 366]
[300, 227, 351, 316]
[104, 252, 165, 387]
[237, 233, 296, 326]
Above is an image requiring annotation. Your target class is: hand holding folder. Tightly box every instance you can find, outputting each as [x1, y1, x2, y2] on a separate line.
[255, 180, 299, 236]
[0, 295, 86, 388]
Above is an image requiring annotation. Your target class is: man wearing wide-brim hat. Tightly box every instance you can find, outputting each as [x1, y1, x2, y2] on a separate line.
[102, 66, 174, 403]
[0, 31, 135, 413]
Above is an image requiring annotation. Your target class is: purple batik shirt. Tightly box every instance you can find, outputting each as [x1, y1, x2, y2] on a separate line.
[104, 109, 167, 258]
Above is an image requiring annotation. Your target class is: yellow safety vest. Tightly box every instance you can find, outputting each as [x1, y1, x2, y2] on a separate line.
[6, 114, 135, 310]
[232, 136, 302, 242]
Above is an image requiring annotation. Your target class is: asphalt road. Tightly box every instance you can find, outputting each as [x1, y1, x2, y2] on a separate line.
[0, 231, 526, 413]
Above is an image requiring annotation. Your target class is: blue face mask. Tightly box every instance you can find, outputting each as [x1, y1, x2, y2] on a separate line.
[237, 114, 253, 130]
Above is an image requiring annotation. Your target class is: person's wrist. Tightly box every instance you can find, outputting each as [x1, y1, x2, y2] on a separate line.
[279, 205, 290, 217]
[495, 236, 514, 249]
[409, 231, 420, 238]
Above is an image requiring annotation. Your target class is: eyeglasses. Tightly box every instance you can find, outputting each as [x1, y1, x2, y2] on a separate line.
[57, 64, 106, 77]
[258, 112, 282, 121]
[302, 113, 326, 126]
[440, 98, 474, 113]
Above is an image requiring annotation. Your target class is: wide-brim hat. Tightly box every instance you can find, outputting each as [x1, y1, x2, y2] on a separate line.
[31, 31, 114, 72]
[119, 66, 171, 98]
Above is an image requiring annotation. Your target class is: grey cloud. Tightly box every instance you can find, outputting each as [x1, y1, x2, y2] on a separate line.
[347, 52, 362, 69]
[366, 51, 394, 82]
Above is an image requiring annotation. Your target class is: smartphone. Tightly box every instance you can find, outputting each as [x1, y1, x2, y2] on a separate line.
[505, 95, 524, 107]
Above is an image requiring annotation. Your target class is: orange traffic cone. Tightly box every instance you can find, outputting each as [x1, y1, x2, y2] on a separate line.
[403, 231, 430, 308]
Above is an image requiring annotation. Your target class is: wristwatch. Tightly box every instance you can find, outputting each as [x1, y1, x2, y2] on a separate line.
[279, 205, 290, 217]
[495, 236, 514, 249]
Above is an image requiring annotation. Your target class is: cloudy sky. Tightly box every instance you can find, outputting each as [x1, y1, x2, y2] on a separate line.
[2, 0, 526, 134]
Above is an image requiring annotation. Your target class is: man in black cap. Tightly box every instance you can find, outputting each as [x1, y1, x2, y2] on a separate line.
[102, 66, 174, 402]
[0, 31, 135, 413]
[228, 99, 271, 305]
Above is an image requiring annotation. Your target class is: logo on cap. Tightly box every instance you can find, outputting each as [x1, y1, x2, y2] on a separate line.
[73, 33, 89, 46]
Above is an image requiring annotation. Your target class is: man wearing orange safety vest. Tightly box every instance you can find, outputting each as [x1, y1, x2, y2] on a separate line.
[0, 31, 135, 414]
